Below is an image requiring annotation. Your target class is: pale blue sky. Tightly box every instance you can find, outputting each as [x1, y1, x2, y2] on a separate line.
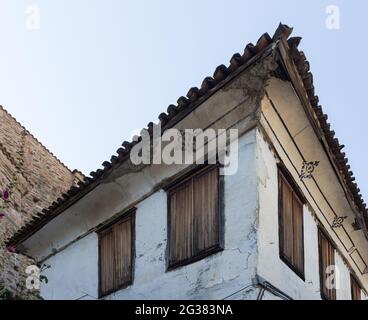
[0, 1, 367, 199]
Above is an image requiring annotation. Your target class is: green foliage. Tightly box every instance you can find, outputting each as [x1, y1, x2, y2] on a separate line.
[0, 284, 13, 300]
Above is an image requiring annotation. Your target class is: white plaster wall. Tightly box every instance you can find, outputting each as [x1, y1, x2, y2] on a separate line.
[335, 253, 352, 300]
[261, 77, 368, 294]
[256, 129, 354, 300]
[39, 130, 260, 300]
[41, 233, 99, 300]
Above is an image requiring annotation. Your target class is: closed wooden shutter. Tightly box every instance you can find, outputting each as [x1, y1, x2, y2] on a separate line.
[292, 195, 304, 273]
[168, 165, 221, 268]
[194, 166, 219, 253]
[351, 275, 361, 300]
[169, 182, 194, 263]
[99, 212, 134, 297]
[279, 169, 304, 277]
[114, 219, 133, 289]
[318, 230, 336, 300]
[99, 229, 115, 296]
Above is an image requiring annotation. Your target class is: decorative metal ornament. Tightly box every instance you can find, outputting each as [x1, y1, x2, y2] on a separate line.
[299, 161, 320, 180]
[332, 216, 348, 229]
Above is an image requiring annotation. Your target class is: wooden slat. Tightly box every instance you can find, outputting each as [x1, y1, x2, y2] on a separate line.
[351, 275, 361, 300]
[278, 169, 305, 277]
[169, 182, 193, 264]
[169, 165, 220, 267]
[100, 229, 115, 296]
[319, 230, 336, 300]
[99, 214, 133, 296]
[292, 194, 304, 274]
[280, 175, 294, 262]
[114, 218, 132, 289]
[194, 166, 219, 252]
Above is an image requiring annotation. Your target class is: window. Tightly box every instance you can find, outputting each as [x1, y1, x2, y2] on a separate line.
[318, 229, 336, 300]
[351, 275, 362, 300]
[167, 165, 223, 269]
[278, 167, 305, 278]
[99, 210, 135, 297]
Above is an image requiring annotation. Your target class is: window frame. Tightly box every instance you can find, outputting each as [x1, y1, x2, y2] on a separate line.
[278, 164, 306, 281]
[166, 164, 224, 271]
[351, 274, 362, 300]
[318, 227, 336, 300]
[98, 208, 136, 298]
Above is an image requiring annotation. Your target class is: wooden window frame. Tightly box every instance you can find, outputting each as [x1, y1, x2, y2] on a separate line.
[98, 208, 136, 298]
[351, 274, 362, 301]
[278, 164, 306, 281]
[166, 164, 224, 271]
[318, 227, 336, 300]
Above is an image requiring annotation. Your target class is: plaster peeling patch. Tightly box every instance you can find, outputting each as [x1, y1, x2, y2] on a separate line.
[227, 247, 243, 255]
[184, 261, 228, 296]
[247, 221, 258, 244]
[243, 252, 252, 271]
[238, 287, 258, 300]
[183, 272, 194, 286]
[223, 54, 278, 116]
[204, 272, 226, 290]
[106, 162, 147, 183]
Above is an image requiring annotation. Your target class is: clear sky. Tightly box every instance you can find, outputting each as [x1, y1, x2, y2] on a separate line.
[0, 1, 367, 199]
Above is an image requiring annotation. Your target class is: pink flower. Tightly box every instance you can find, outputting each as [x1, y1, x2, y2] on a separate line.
[2, 190, 9, 200]
[0, 213, 5, 219]
[6, 245, 15, 253]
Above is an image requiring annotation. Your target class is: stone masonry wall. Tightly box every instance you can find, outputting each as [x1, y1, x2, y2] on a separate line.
[0, 105, 82, 299]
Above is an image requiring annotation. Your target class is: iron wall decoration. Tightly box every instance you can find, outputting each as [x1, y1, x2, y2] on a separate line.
[332, 216, 348, 229]
[299, 160, 320, 180]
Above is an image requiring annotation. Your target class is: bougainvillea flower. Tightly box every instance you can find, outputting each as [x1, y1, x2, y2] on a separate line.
[6, 245, 15, 253]
[2, 190, 9, 200]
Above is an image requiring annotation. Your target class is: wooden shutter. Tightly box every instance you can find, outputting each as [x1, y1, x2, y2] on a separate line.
[318, 230, 336, 300]
[99, 229, 115, 296]
[114, 219, 133, 289]
[351, 275, 361, 300]
[168, 165, 221, 268]
[99, 212, 134, 297]
[169, 182, 194, 264]
[193, 166, 219, 253]
[292, 195, 304, 273]
[278, 169, 304, 277]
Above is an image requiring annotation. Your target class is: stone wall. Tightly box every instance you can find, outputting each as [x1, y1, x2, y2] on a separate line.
[0, 105, 82, 299]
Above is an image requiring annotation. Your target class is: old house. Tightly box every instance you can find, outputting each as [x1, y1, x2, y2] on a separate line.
[0, 106, 83, 298]
[6, 24, 368, 300]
